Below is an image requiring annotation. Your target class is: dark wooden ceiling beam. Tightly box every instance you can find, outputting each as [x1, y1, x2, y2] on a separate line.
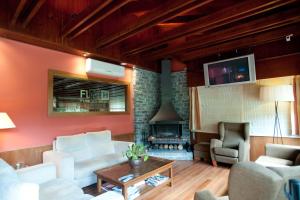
[95, 0, 214, 49]
[22, 0, 46, 28]
[146, 8, 300, 60]
[181, 24, 300, 61]
[10, 0, 27, 27]
[123, 0, 297, 56]
[69, 0, 133, 40]
[62, 0, 113, 38]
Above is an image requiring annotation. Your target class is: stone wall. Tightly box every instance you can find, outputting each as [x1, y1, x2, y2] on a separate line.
[133, 67, 160, 143]
[133, 67, 190, 143]
[171, 69, 190, 140]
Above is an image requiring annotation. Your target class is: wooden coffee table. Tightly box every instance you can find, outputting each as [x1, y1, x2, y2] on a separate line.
[94, 157, 174, 200]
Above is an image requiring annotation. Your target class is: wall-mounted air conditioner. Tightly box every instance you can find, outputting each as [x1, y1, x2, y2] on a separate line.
[85, 58, 125, 77]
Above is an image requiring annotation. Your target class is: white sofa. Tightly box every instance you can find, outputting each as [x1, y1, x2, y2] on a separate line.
[43, 130, 133, 188]
[0, 158, 124, 200]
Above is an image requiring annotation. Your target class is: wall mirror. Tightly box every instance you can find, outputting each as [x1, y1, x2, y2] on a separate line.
[48, 70, 130, 116]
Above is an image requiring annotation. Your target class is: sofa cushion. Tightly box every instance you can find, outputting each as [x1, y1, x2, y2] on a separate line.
[86, 131, 115, 158]
[86, 130, 112, 142]
[39, 178, 86, 200]
[56, 133, 92, 162]
[74, 153, 127, 179]
[255, 156, 293, 167]
[215, 147, 239, 158]
[295, 153, 300, 166]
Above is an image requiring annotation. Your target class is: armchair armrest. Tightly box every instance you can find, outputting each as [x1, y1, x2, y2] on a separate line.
[194, 190, 218, 200]
[16, 163, 56, 184]
[113, 141, 134, 154]
[269, 166, 300, 180]
[14, 182, 39, 200]
[265, 144, 300, 160]
[210, 139, 223, 161]
[43, 150, 74, 180]
[238, 140, 250, 162]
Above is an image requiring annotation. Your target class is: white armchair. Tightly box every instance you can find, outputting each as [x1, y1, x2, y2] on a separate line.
[0, 158, 92, 200]
[0, 158, 124, 200]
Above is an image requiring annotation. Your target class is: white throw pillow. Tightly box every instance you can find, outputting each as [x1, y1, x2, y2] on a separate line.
[55, 133, 92, 162]
[86, 131, 115, 157]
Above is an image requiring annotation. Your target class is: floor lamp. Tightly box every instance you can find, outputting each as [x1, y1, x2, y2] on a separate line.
[0, 112, 15, 129]
[260, 85, 294, 144]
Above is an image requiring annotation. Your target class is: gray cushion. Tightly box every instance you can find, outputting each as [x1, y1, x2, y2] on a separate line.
[295, 153, 300, 166]
[215, 147, 238, 158]
[255, 156, 293, 167]
[221, 123, 245, 148]
[215, 155, 238, 164]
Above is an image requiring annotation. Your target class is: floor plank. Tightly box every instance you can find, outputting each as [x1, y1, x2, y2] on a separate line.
[84, 161, 229, 200]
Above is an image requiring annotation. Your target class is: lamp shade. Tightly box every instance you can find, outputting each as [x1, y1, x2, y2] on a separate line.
[260, 85, 294, 102]
[0, 113, 16, 129]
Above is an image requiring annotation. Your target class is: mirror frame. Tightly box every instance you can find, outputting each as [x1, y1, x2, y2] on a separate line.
[48, 70, 131, 116]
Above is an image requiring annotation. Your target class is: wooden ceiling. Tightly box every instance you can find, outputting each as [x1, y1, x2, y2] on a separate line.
[0, 0, 299, 71]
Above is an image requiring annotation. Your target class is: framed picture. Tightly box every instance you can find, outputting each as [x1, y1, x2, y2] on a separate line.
[101, 90, 109, 100]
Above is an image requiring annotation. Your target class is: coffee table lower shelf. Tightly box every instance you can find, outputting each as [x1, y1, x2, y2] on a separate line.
[99, 178, 172, 200]
[94, 157, 174, 200]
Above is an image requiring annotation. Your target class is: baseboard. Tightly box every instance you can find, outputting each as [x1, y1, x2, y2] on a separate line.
[112, 133, 135, 142]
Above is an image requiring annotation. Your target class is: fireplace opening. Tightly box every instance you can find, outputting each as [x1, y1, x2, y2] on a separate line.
[151, 124, 182, 138]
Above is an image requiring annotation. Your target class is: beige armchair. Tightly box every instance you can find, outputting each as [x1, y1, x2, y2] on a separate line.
[256, 143, 300, 167]
[194, 162, 300, 200]
[210, 122, 250, 166]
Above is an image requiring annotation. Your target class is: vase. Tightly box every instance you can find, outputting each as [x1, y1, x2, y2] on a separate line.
[129, 158, 143, 168]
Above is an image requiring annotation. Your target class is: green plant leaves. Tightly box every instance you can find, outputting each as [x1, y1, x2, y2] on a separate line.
[124, 143, 149, 161]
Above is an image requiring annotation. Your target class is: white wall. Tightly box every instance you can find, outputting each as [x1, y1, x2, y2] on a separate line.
[199, 76, 293, 136]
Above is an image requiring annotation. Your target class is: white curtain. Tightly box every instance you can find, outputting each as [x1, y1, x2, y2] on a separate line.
[189, 87, 201, 131]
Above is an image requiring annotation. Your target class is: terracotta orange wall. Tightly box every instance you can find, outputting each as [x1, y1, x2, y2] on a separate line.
[0, 38, 134, 152]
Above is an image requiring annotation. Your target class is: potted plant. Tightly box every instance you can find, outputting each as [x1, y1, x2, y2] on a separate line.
[124, 144, 149, 168]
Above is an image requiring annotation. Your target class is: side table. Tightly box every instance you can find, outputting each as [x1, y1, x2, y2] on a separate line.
[194, 142, 210, 161]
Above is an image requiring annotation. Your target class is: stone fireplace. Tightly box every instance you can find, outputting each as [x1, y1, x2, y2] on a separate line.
[133, 60, 191, 159]
[148, 60, 189, 150]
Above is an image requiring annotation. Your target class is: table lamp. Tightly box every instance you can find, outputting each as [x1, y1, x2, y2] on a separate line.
[260, 85, 294, 144]
[0, 112, 16, 129]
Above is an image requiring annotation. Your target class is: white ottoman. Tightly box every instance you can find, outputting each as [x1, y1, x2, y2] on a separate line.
[91, 191, 124, 200]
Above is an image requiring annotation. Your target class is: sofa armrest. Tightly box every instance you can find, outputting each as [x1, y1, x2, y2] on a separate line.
[265, 144, 300, 160]
[43, 150, 74, 180]
[210, 139, 223, 161]
[16, 163, 56, 184]
[113, 141, 134, 154]
[194, 190, 218, 200]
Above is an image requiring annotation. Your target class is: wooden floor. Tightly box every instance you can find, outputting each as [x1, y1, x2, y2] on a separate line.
[84, 161, 230, 200]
